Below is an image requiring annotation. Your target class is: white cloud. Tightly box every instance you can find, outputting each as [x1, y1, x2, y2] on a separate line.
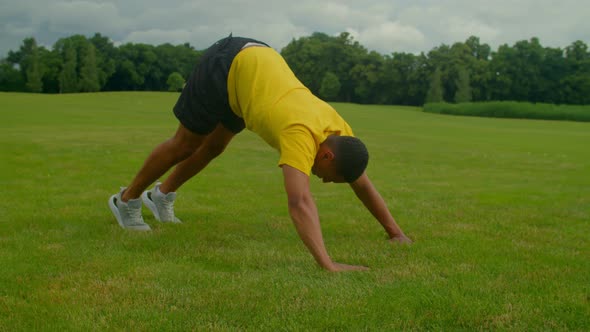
[0, 0, 588, 57]
[123, 29, 192, 46]
[42, 1, 125, 32]
[444, 17, 500, 46]
[1, 23, 35, 37]
[353, 21, 426, 54]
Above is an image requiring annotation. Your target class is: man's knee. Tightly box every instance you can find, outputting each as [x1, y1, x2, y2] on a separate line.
[167, 136, 201, 161]
[203, 141, 228, 158]
[167, 124, 206, 159]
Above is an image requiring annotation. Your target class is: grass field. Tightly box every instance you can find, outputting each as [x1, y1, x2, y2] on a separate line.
[1, 92, 589, 330]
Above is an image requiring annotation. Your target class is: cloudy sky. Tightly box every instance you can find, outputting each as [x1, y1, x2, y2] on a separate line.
[1, 0, 589, 57]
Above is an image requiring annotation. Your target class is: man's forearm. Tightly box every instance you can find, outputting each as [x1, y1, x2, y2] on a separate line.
[287, 198, 335, 270]
[350, 173, 406, 238]
[282, 165, 371, 271]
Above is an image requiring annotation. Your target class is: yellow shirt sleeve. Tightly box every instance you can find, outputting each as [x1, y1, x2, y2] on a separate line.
[278, 125, 317, 175]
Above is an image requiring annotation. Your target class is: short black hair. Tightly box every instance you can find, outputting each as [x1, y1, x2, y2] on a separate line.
[326, 136, 369, 183]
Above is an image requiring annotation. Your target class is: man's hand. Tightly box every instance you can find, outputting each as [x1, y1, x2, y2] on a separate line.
[328, 262, 369, 272]
[389, 234, 413, 244]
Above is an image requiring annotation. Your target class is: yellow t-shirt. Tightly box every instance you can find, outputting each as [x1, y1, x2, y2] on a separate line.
[227, 47, 353, 175]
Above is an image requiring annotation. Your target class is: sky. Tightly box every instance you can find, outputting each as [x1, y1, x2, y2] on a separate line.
[1, 0, 589, 57]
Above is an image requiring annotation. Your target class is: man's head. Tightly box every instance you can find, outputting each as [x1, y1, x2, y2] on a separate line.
[311, 135, 369, 183]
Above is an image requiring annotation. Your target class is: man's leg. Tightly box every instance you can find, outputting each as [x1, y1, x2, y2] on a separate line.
[140, 124, 237, 223]
[160, 123, 237, 193]
[121, 123, 206, 202]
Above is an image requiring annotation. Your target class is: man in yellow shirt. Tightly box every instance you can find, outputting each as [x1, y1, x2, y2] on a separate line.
[109, 35, 411, 272]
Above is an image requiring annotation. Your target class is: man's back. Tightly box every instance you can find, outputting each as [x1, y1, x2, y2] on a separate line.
[227, 46, 352, 175]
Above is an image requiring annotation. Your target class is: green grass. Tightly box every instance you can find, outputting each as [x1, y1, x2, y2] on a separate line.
[1, 92, 589, 330]
[424, 101, 590, 122]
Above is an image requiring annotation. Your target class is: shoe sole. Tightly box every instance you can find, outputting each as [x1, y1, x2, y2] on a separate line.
[108, 194, 151, 231]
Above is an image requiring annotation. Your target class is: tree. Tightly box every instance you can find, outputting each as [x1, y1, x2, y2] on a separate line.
[59, 40, 78, 93]
[406, 53, 431, 106]
[281, 32, 367, 102]
[427, 44, 453, 101]
[8, 37, 45, 92]
[2, 32, 587, 105]
[562, 40, 590, 104]
[89, 33, 116, 90]
[319, 71, 341, 100]
[383, 52, 430, 106]
[350, 51, 384, 103]
[454, 66, 472, 103]
[39, 47, 62, 93]
[464, 36, 491, 101]
[166, 72, 184, 91]
[106, 43, 160, 91]
[491, 38, 546, 102]
[78, 42, 100, 92]
[465, 36, 491, 60]
[0, 61, 25, 91]
[489, 43, 514, 101]
[25, 50, 43, 92]
[540, 46, 567, 104]
[155, 43, 200, 88]
[426, 67, 444, 103]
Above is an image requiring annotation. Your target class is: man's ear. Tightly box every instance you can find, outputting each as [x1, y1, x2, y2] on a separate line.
[323, 149, 335, 161]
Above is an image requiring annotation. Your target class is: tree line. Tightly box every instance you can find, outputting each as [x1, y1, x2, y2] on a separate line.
[0, 33, 199, 94]
[1, 32, 589, 105]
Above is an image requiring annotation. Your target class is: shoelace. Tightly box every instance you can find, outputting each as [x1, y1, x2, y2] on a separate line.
[159, 196, 175, 219]
[126, 203, 143, 225]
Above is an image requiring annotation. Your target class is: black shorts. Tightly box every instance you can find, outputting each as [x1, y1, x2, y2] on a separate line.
[173, 35, 269, 135]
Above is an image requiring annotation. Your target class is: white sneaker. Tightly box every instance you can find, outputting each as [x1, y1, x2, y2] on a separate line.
[108, 188, 151, 231]
[141, 183, 182, 223]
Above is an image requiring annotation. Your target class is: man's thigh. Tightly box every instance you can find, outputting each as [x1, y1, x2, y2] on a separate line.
[200, 123, 238, 156]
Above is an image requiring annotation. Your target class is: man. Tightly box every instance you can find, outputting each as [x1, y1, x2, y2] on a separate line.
[109, 35, 411, 272]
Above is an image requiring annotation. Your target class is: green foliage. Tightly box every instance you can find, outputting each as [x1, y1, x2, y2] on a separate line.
[104, 42, 199, 91]
[154, 43, 200, 87]
[89, 33, 117, 89]
[56, 35, 104, 93]
[387, 52, 430, 105]
[426, 67, 444, 103]
[1, 92, 589, 330]
[2, 33, 590, 106]
[488, 37, 574, 104]
[166, 72, 184, 91]
[25, 57, 43, 93]
[319, 71, 341, 100]
[15, 38, 45, 93]
[423, 101, 590, 122]
[281, 32, 367, 102]
[561, 40, 590, 104]
[454, 66, 472, 103]
[39, 47, 62, 93]
[58, 40, 78, 93]
[0, 61, 25, 91]
[350, 51, 384, 103]
[78, 42, 100, 92]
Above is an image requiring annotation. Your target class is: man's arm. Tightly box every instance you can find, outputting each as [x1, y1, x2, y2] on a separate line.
[282, 165, 368, 271]
[350, 172, 412, 243]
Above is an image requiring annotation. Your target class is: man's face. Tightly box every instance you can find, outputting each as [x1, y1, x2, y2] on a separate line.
[311, 151, 346, 183]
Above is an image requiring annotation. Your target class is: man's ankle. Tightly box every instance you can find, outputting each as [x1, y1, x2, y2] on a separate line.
[158, 183, 174, 195]
[121, 188, 139, 202]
